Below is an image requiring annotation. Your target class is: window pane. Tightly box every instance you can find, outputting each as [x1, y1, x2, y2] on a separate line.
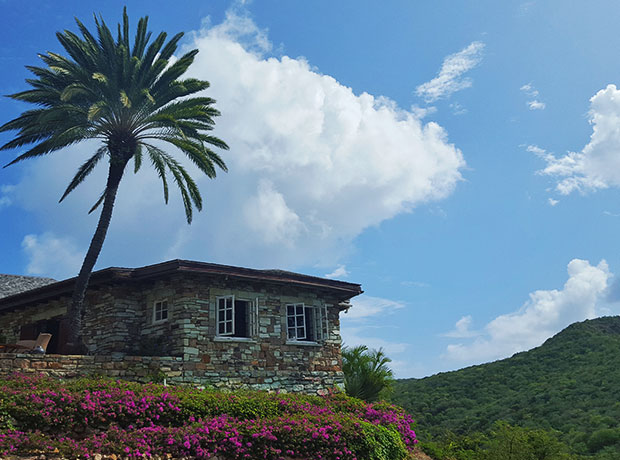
[297, 327, 305, 338]
[305, 307, 314, 341]
[234, 300, 249, 338]
[288, 327, 296, 339]
[287, 305, 294, 315]
[296, 305, 304, 315]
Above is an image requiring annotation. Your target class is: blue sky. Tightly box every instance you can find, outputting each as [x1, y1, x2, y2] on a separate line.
[2, 0, 620, 377]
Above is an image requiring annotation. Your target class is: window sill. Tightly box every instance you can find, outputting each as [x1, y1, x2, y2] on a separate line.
[286, 340, 321, 347]
[214, 336, 256, 343]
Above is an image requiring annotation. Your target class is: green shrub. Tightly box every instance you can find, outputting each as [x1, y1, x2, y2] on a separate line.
[0, 374, 417, 459]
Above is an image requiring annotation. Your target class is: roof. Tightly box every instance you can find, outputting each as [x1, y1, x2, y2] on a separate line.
[0, 259, 363, 312]
[0, 274, 57, 300]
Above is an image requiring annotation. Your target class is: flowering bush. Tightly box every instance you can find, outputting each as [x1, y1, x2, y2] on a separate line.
[0, 374, 417, 459]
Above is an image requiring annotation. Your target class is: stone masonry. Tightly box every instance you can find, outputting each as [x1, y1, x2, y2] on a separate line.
[0, 353, 341, 394]
[0, 260, 362, 393]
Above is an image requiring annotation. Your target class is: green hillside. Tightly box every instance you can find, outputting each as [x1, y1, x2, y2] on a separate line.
[392, 316, 620, 457]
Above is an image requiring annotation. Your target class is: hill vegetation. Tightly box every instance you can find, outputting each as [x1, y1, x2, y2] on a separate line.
[391, 316, 620, 459]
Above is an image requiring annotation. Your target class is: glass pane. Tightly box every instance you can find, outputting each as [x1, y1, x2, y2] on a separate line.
[287, 305, 294, 315]
[226, 297, 233, 308]
[226, 309, 232, 321]
[296, 305, 304, 315]
[161, 310, 168, 320]
[297, 327, 305, 338]
[218, 322, 225, 334]
[288, 327, 296, 338]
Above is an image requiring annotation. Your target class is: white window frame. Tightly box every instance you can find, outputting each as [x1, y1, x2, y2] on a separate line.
[152, 299, 169, 324]
[286, 303, 327, 343]
[214, 296, 260, 341]
[216, 295, 235, 336]
[252, 297, 259, 337]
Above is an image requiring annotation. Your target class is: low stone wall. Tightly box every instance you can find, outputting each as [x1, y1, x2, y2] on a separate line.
[0, 353, 342, 394]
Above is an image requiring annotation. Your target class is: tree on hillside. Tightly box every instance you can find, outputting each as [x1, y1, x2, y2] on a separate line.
[342, 345, 394, 402]
[0, 8, 228, 353]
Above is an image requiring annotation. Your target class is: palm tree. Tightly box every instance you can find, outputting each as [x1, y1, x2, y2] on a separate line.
[342, 345, 395, 402]
[0, 8, 228, 353]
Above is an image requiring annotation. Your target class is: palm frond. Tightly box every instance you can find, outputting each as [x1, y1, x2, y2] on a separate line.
[2, 7, 227, 221]
[60, 146, 107, 202]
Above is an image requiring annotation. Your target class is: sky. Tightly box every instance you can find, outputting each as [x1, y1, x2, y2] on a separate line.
[2, 0, 620, 378]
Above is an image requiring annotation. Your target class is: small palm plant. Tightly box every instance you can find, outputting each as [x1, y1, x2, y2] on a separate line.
[342, 345, 395, 402]
[1, 8, 228, 352]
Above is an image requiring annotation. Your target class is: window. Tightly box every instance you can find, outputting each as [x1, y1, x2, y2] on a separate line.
[286, 303, 327, 342]
[217, 295, 255, 338]
[153, 299, 169, 323]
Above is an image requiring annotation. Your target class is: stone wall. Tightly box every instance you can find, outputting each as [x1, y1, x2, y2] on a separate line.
[0, 271, 348, 393]
[0, 298, 66, 343]
[0, 353, 343, 394]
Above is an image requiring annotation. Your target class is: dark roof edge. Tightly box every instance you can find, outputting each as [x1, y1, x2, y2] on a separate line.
[0, 259, 362, 311]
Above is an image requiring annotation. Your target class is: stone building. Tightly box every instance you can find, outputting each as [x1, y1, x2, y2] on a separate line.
[0, 260, 362, 392]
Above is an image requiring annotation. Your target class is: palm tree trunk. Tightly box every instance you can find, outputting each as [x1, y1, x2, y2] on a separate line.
[65, 160, 126, 354]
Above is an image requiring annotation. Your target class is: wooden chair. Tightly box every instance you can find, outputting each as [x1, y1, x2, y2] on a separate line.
[15, 333, 52, 352]
[35, 333, 52, 352]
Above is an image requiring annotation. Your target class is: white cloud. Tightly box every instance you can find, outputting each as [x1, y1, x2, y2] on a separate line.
[450, 102, 467, 115]
[548, 198, 559, 206]
[340, 294, 410, 376]
[410, 104, 437, 119]
[324, 265, 348, 279]
[0, 185, 15, 209]
[343, 295, 405, 320]
[526, 144, 546, 156]
[444, 259, 611, 365]
[21, 233, 83, 279]
[9, 11, 466, 272]
[341, 326, 408, 356]
[520, 83, 546, 110]
[442, 315, 479, 338]
[528, 100, 546, 110]
[243, 179, 303, 246]
[537, 84, 620, 194]
[415, 41, 485, 103]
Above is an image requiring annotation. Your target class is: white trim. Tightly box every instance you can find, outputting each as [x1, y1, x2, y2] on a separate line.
[322, 304, 329, 340]
[152, 299, 169, 324]
[252, 297, 259, 337]
[285, 340, 320, 347]
[216, 295, 255, 338]
[286, 303, 307, 340]
[286, 303, 329, 342]
[216, 295, 234, 336]
[214, 336, 256, 343]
